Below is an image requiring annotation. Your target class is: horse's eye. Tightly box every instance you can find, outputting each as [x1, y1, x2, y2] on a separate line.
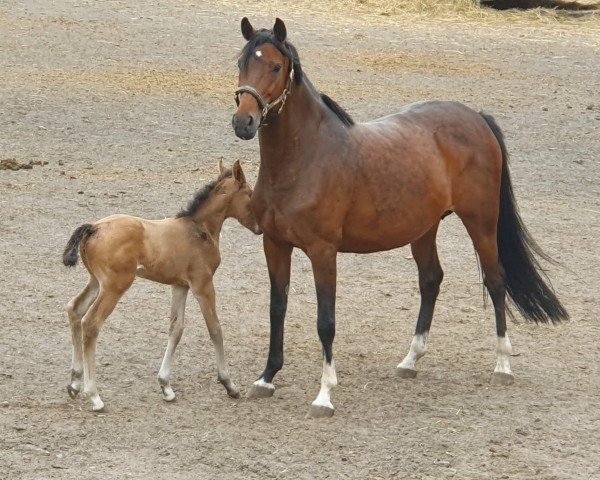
[272, 64, 282, 73]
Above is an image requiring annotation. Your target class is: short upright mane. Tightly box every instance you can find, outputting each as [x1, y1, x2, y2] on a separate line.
[240, 31, 354, 128]
[176, 169, 231, 218]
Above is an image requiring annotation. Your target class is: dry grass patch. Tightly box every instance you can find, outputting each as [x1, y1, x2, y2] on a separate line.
[1, 67, 236, 97]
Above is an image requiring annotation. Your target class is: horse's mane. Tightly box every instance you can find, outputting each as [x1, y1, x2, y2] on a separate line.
[321, 94, 355, 127]
[176, 169, 232, 218]
[240, 31, 355, 128]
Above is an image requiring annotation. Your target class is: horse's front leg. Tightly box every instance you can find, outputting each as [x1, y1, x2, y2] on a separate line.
[307, 244, 338, 418]
[193, 279, 240, 399]
[246, 235, 293, 399]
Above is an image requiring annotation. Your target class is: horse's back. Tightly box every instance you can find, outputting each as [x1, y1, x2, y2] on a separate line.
[338, 101, 502, 252]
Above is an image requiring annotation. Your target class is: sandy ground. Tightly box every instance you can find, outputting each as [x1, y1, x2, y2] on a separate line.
[1, 1, 599, 479]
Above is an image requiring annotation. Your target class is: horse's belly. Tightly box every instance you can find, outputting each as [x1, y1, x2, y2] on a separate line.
[339, 211, 440, 253]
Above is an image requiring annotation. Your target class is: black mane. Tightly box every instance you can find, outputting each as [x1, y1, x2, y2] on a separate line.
[239, 31, 354, 128]
[321, 93, 355, 127]
[176, 169, 231, 218]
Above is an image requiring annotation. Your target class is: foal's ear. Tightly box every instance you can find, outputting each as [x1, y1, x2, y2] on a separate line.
[241, 17, 256, 41]
[273, 18, 287, 43]
[232, 160, 246, 184]
[218, 159, 226, 174]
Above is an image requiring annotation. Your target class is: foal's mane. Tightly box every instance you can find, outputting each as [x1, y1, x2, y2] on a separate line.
[239, 30, 355, 128]
[176, 169, 232, 218]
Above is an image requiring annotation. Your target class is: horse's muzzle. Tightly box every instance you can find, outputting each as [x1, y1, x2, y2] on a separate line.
[232, 113, 258, 140]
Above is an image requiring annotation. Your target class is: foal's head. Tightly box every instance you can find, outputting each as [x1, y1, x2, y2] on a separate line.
[232, 17, 300, 140]
[216, 161, 262, 235]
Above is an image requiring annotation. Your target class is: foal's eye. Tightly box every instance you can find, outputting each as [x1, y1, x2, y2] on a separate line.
[272, 64, 282, 73]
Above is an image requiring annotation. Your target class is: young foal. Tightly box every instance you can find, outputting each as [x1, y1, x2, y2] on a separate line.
[63, 161, 261, 411]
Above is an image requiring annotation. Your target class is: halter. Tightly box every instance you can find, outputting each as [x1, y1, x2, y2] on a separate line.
[234, 67, 294, 126]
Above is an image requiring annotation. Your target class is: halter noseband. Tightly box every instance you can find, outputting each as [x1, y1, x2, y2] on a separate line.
[234, 67, 294, 125]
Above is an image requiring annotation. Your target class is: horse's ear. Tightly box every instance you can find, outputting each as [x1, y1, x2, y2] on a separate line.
[241, 17, 255, 41]
[273, 18, 286, 43]
[232, 160, 246, 184]
[218, 159, 225, 174]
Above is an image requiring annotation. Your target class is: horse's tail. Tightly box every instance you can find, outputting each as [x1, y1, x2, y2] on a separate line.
[63, 224, 95, 267]
[480, 112, 569, 324]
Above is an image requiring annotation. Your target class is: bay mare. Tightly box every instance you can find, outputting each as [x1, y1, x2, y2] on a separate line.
[232, 18, 568, 418]
[62, 162, 261, 411]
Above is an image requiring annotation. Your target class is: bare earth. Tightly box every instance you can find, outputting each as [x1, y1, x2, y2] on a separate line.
[1, 1, 599, 479]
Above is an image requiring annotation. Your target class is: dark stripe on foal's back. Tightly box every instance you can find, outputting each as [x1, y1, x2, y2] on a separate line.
[176, 169, 231, 218]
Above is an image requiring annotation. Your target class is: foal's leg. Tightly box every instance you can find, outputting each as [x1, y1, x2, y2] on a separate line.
[397, 224, 443, 378]
[461, 216, 514, 385]
[307, 244, 338, 419]
[247, 236, 293, 399]
[66, 276, 99, 398]
[193, 280, 240, 399]
[157, 285, 188, 402]
[81, 283, 131, 411]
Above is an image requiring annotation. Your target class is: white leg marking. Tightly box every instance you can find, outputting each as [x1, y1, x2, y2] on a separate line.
[397, 333, 428, 370]
[158, 286, 188, 401]
[494, 334, 513, 375]
[253, 378, 275, 391]
[311, 359, 338, 410]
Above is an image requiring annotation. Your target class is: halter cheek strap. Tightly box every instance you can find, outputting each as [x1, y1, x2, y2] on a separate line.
[234, 68, 295, 125]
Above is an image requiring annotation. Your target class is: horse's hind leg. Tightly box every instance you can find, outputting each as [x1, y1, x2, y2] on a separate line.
[81, 282, 131, 412]
[192, 279, 240, 399]
[157, 285, 188, 402]
[460, 215, 514, 386]
[66, 276, 99, 398]
[397, 223, 443, 378]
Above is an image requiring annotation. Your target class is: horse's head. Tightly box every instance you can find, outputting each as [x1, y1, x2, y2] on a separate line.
[232, 17, 299, 140]
[217, 160, 262, 235]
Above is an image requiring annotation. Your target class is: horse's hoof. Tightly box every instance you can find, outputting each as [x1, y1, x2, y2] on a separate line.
[67, 384, 80, 399]
[491, 372, 514, 386]
[90, 395, 105, 412]
[245, 383, 275, 399]
[227, 387, 241, 399]
[161, 386, 176, 402]
[396, 367, 418, 379]
[307, 404, 335, 419]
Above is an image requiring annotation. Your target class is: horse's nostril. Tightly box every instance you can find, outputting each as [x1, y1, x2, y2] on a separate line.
[247, 116, 254, 127]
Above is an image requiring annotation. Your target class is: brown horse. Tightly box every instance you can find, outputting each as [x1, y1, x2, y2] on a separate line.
[232, 18, 568, 418]
[62, 162, 261, 411]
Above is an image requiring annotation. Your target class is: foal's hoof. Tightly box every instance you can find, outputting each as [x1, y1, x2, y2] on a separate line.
[396, 367, 418, 379]
[246, 382, 275, 399]
[91, 398, 105, 413]
[67, 384, 80, 399]
[226, 385, 241, 399]
[161, 386, 176, 402]
[307, 404, 335, 419]
[491, 372, 514, 386]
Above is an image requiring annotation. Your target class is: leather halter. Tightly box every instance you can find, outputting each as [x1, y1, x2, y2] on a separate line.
[234, 67, 294, 126]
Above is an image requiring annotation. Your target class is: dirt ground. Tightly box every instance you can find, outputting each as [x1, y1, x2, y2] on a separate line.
[1, 1, 599, 479]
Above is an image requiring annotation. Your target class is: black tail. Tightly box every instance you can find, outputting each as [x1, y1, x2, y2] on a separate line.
[480, 113, 569, 324]
[63, 224, 95, 267]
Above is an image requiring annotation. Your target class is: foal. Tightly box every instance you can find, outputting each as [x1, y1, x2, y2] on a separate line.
[63, 161, 261, 411]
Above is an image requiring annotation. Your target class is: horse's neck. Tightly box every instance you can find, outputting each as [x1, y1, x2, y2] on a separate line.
[189, 202, 226, 242]
[258, 79, 330, 167]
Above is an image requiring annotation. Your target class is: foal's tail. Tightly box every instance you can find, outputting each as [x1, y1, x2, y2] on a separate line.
[63, 224, 95, 267]
[480, 112, 569, 324]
